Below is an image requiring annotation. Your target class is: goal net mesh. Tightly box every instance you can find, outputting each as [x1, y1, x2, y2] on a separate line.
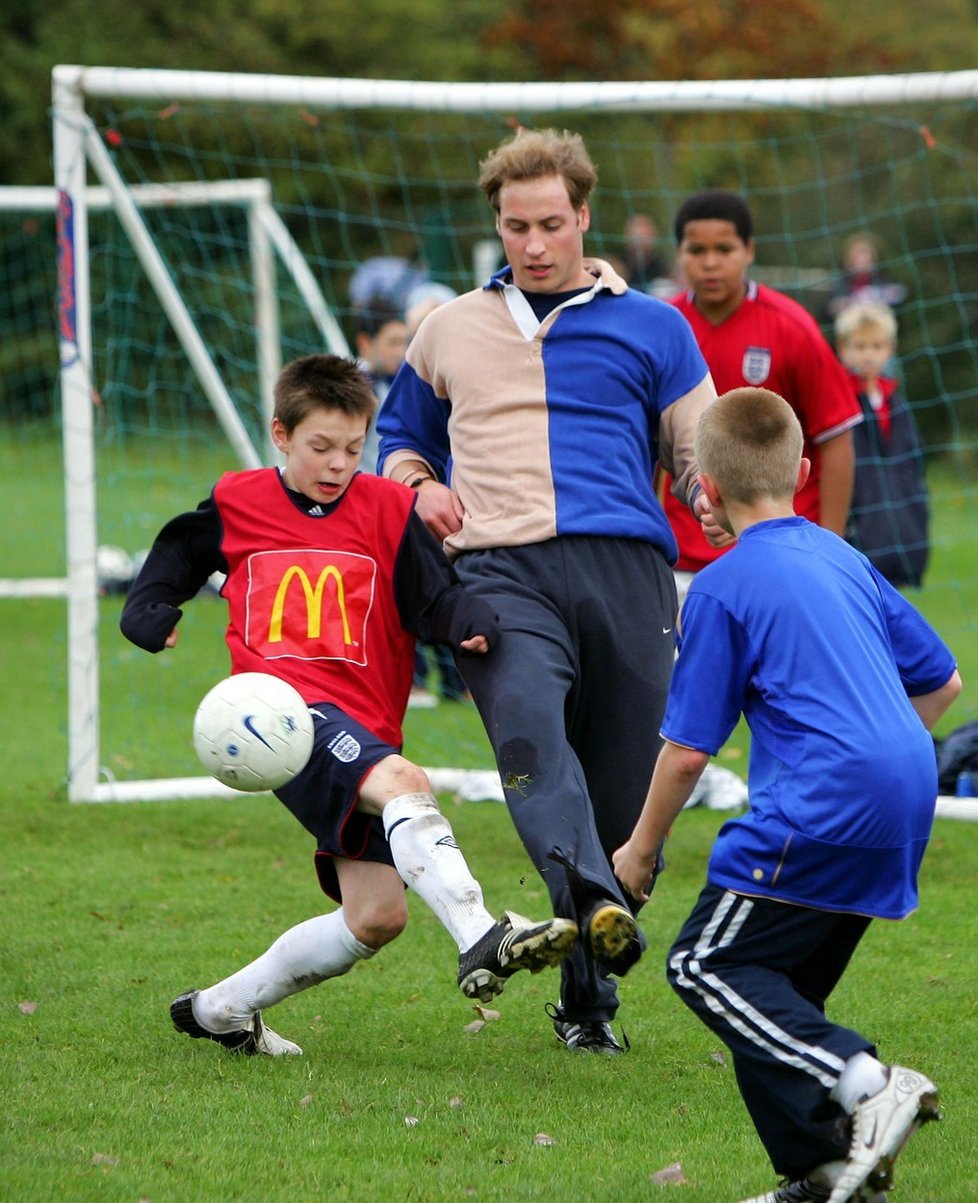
[42, 70, 977, 800]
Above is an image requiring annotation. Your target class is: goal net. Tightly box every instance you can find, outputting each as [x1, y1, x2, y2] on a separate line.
[49, 66, 978, 803]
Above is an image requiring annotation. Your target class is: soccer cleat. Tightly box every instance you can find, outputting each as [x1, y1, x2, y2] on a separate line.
[827, 1065, 941, 1203]
[547, 846, 647, 976]
[170, 990, 303, 1056]
[583, 899, 643, 976]
[547, 1003, 629, 1055]
[738, 1179, 833, 1203]
[738, 1179, 885, 1203]
[457, 911, 578, 1003]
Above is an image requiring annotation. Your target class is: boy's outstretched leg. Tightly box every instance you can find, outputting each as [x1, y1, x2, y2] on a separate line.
[170, 908, 376, 1055]
[379, 787, 577, 1000]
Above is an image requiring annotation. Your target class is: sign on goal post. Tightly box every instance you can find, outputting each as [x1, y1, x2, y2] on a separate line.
[51, 64, 978, 804]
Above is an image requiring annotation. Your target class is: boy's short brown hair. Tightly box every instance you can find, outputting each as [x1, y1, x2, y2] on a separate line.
[478, 127, 598, 213]
[273, 354, 377, 434]
[697, 387, 803, 504]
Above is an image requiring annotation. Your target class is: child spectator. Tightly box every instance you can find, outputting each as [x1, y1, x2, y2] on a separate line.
[614, 387, 961, 1203]
[621, 212, 671, 294]
[121, 354, 576, 1057]
[835, 302, 930, 587]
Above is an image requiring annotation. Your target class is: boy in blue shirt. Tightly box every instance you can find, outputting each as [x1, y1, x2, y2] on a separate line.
[614, 386, 961, 1203]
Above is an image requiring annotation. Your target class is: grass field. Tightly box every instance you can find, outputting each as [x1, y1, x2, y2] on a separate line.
[3, 428, 977, 1201]
[4, 739, 978, 1202]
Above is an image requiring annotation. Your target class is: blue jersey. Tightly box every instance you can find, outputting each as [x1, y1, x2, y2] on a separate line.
[664, 516, 955, 919]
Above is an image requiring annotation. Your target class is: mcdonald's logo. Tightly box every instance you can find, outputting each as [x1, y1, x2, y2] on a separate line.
[269, 564, 352, 645]
[244, 549, 374, 665]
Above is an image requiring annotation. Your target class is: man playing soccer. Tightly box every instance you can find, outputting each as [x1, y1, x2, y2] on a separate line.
[377, 127, 719, 1052]
[121, 353, 577, 1056]
[614, 387, 961, 1202]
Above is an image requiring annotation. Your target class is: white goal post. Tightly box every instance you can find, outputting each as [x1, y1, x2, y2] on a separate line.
[53, 68, 360, 802]
[51, 64, 978, 806]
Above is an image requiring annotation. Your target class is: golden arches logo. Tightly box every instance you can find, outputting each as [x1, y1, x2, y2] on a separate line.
[268, 565, 352, 645]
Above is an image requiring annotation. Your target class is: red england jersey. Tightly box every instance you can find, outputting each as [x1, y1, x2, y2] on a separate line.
[662, 281, 861, 571]
[216, 469, 416, 746]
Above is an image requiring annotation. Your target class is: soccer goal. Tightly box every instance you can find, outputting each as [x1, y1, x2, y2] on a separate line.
[51, 65, 978, 804]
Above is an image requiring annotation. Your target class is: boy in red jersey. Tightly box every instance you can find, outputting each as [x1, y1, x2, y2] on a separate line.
[659, 189, 862, 602]
[121, 354, 576, 1056]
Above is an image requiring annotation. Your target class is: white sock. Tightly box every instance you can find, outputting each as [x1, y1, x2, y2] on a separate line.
[830, 1051, 889, 1112]
[382, 791, 494, 951]
[193, 910, 374, 1032]
[807, 1162, 846, 1189]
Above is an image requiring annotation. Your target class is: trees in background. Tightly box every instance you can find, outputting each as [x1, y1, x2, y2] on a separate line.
[3, 0, 978, 188]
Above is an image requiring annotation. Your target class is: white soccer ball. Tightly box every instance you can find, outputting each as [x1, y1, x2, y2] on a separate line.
[192, 673, 315, 792]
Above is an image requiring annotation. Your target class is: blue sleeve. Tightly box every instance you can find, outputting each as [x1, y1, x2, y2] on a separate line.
[872, 566, 957, 694]
[376, 360, 453, 481]
[661, 592, 752, 755]
[649, 301, 711, 413]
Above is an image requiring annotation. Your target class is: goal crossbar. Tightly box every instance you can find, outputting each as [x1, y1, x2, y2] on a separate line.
[55, 64, 978, 112]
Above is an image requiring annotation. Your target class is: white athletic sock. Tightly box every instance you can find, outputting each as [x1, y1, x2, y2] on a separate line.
[382, 791, 494, 951]
[830, 1051, 889, 1112]
[807, 1162, 847, 1189]
[193, 909, 374, 1032]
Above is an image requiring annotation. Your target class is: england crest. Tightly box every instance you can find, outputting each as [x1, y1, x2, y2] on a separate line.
[328, 731, 362, 763]
[742, 345, 772, 384]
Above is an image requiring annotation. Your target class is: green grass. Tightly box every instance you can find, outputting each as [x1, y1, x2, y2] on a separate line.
[3, 427, 978, 1200]
[3, 780, 977, 1202]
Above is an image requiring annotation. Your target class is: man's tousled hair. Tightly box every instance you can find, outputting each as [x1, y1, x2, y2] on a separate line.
[478, 127, 598, 212]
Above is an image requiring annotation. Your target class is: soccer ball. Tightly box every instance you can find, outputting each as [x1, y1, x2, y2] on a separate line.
[192, 673, 315, 792]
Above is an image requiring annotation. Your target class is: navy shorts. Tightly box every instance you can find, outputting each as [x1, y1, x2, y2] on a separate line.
[274, 702, 398, 902]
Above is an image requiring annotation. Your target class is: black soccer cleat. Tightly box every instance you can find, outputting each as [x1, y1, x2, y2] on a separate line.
[457, 911, 578, 1003]
[548, 846, 648, 976]
[547, 1003, 629, 1055]
[170, 990, 302, 1056]
[584, 900, 642, 970]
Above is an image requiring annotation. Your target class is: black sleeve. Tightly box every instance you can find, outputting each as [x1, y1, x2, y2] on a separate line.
[393, 510, 501, 652]
[119, 494, 225, 653]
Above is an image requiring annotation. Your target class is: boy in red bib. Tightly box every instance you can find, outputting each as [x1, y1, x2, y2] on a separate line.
[122, 354, 576, 1056]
